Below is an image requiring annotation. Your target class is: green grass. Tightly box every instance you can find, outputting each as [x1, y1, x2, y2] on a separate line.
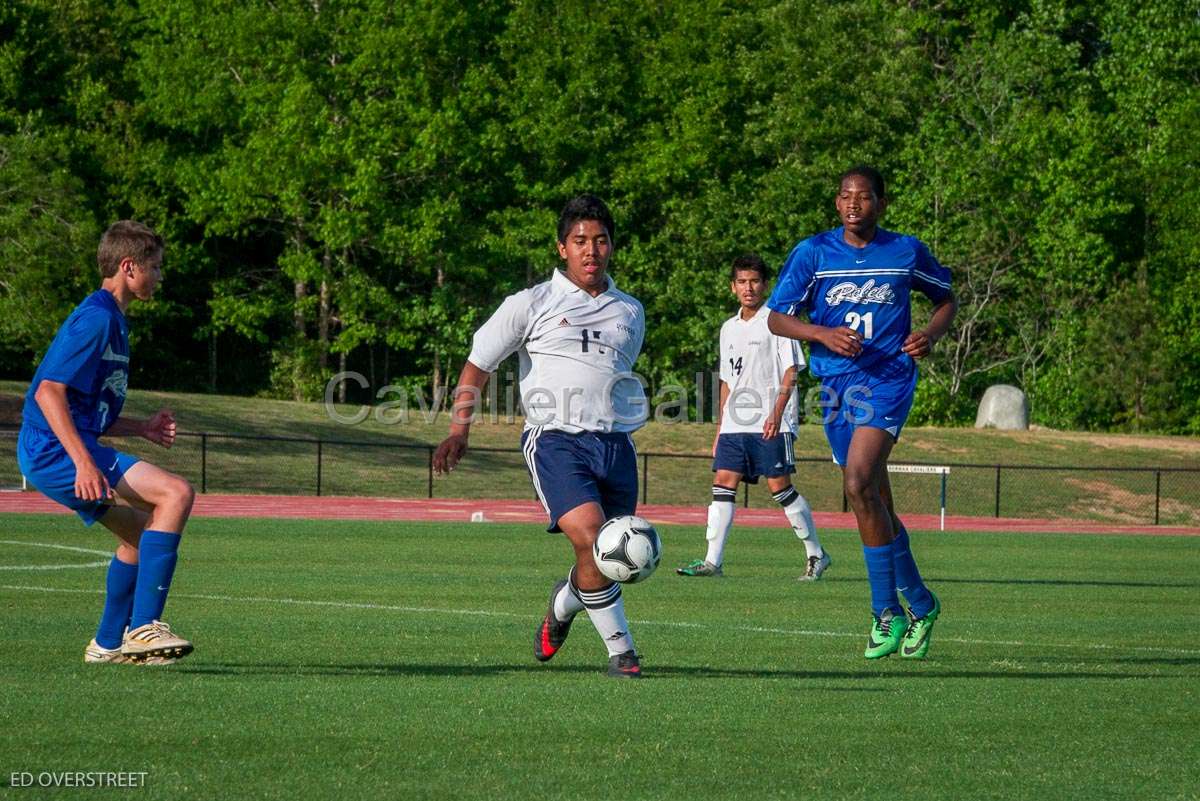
[1, 514, 1197, 800]
[3, 379, 1199, 524]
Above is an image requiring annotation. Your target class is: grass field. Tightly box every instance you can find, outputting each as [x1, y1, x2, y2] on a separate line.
[1, 513, 1197, 799]
[2, 380, 1199, 525]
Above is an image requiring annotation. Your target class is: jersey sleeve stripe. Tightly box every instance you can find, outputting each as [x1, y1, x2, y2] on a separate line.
[913, 270, 952, 289]
[814, 269, 911, 277]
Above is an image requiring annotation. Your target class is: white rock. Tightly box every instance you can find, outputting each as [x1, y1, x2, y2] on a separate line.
[975, 385, 1029, 430]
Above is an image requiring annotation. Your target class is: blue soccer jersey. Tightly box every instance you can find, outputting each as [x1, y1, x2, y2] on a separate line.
[766, 227, 952, 378]
[22, 289, 130, 435]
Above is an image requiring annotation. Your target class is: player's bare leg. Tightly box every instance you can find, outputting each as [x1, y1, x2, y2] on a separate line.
[765, 475, 829, 579]
[100, 504, 146, 564]
[842, 427, 895, 546]
[111, 462, 195, 660]
[112, 461, 195, 533]
[843, 428, 907, 657]
[551, 502, 640, 677]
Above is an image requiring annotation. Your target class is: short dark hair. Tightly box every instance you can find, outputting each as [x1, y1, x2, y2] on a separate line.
[730, 254, 770, 282]
[839, 165, 886, 199]
[557, 194, 615, 244]
[98, 220, 164, 278]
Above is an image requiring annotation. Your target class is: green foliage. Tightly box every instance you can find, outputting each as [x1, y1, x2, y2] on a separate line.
[0, 0, 1195, 429]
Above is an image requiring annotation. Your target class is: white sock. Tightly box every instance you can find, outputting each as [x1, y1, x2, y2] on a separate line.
[774, 486, 823, 558]
[553, 570, 586, 621]
[577, 582, 635, 656]
[704, 486, 737, 566]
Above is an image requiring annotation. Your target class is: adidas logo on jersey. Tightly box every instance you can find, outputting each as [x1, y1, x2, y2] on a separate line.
[558, 317, 570, 327]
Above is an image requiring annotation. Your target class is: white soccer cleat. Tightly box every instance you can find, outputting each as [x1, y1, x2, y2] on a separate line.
[85, 638, 135, 664]
[121, 621, 194, 660]
[85, 638, 176, 666]
[799, 552, 831, 581]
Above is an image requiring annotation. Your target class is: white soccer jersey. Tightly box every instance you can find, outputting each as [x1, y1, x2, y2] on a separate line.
[467, 269, 647, 433]
[718, 304, 805, 434]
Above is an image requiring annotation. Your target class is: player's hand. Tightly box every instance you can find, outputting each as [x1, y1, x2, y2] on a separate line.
[74, 460, 112, 502]
[143, 409, 177, 448]
[902, 330, 934, 359]
[433, 434, 469, 475]
[762, 414, 781, 440]
[711, 434, 719, 458]
[822, 326, 864, 358]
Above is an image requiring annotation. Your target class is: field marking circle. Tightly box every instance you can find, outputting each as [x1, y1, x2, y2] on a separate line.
[0, 539, 110, 571]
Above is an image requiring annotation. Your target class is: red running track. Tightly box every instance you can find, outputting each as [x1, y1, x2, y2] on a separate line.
[0, 491, 1196, 536]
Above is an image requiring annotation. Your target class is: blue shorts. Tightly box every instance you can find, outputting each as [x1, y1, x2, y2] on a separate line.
[521, 427, 638, 533]
[17, 425, 140, 526]
[819, 357, 918, 466]
[712, 432, 796, 484]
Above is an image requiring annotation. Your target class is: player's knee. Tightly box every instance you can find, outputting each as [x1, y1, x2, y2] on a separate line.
[843, 470, 875, 504]
[115, 542, 139, 565]
[166, 476, 195, 512]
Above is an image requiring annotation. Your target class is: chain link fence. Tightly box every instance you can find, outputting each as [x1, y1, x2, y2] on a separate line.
[2, 428, 1198, 526]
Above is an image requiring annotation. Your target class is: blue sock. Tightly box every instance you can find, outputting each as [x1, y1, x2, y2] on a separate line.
[129, 530, 182, 630]
[893, 525, 934, 618]
[95, 556, 138, 649]
[862, 543, 901, 617]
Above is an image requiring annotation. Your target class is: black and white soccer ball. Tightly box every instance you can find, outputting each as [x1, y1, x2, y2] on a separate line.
[593, 515, 662, 584]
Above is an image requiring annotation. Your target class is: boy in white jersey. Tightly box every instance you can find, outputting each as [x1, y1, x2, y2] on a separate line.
[433, 195, 647, 679]
[677, 255, 829, 580]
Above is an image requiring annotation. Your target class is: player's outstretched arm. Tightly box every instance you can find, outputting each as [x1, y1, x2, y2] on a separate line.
[433, 360, 492, 475]
[767, 311, 863, 358]
[105, 408, 178, 448]
[902, 293, 958, 359]
[33, 380, 111, 501]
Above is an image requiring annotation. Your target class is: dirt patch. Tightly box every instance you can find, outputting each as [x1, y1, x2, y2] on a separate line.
[1063, 478, 1200, 525]
[903, 439, 970, 456]
[1040, 430, 1200, 458]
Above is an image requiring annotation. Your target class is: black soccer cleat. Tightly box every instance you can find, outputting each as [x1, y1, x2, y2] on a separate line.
[534, 579, 575, 662]
[606, 650, 642, 679]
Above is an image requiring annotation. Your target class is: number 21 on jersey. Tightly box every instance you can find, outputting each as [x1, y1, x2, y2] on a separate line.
[844, 311, 873, 340]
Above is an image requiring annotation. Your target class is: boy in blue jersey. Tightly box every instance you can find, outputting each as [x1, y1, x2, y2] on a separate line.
[19, 220, 196, 665]
[767, 167, 958, 659]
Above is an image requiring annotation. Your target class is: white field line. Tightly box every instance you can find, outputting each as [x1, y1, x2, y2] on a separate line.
[2, 582, 1198, 657]
[0, 539, 110, 571]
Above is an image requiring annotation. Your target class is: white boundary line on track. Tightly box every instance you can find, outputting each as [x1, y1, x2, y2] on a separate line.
[2, 581, 1198, 657]
[0, 540, 110, 571]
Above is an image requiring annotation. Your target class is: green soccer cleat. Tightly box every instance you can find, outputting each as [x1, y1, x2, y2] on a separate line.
[900, 592, 941, 660]
[864, 608, 907, 659]
[675, 559, 723, 577]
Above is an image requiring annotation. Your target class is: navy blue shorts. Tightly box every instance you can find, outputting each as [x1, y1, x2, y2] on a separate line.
[819, 357, 918, 466]
[712, 432, 796, 484]
[521, 427, 639, 533]
[18, 425, 140, 526]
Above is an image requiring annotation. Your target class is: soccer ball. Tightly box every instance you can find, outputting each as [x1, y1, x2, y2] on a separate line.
[593, 515, 662, 584]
